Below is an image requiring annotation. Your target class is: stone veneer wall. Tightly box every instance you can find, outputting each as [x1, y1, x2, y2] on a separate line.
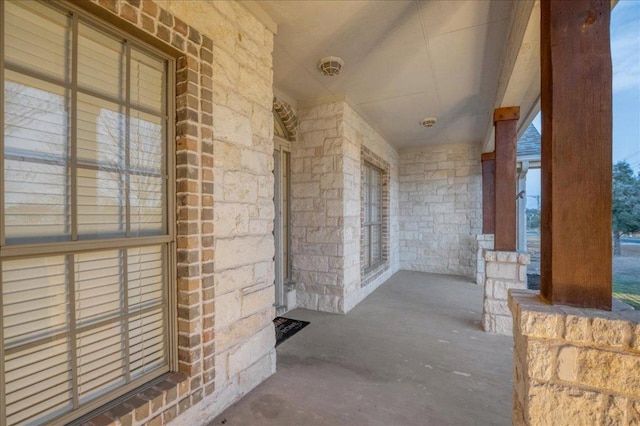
[482, 251, 529, 335]
[343, 104, 400, 312]
[77, 1, 276, 425]
[476, 234, 494, 285]
[510, 290, 640, 425]
[399, 144, 482, 278]
[291, 101, 399, 314]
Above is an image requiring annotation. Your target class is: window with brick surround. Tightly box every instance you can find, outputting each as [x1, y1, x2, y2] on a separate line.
[361, 148, 389, 286]
[363, 163, 383, 271]
[0, 1, 175, 425]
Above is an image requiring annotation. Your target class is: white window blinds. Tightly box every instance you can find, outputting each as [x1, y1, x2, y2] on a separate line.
[1, 1, 174, 425]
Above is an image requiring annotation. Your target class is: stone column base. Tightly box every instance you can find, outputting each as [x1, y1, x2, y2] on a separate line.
[482, 250, 529, 335]
[476, 234, 494, 285]
[509, 290, 640, 426]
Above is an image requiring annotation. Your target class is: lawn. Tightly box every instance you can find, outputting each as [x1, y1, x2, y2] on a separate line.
[613, 276, 640, 309]
[612, 244, 640, 309]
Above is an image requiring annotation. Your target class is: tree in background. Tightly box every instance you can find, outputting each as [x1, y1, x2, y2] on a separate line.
[612, 161, 640, 255]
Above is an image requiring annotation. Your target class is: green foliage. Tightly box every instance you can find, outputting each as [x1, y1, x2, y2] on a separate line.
[612, 161, 640, 255]
[612, 161, 640, 235]
[526, 208, 540, 230]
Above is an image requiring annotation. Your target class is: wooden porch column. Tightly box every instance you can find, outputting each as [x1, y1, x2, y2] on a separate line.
[540, 0, 612, 309]
[481, 152, 496, 234]
[494, 106, 520, 251]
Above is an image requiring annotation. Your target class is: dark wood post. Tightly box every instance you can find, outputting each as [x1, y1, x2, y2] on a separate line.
[482, 152, 496, 234]
[494, 106, 520, 251]
[540, 0, 612, 310]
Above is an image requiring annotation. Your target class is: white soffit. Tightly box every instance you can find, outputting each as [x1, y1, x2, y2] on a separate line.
[260, 0, 517, 150]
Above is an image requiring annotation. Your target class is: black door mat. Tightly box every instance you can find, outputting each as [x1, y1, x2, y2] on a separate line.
[273, 317, 309, 347]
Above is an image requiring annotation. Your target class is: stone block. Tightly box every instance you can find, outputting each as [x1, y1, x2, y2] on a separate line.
[228, 325, 275, 378]
[484, 250, 498, 262]
[215, 236, 274, 271]
[215, 291, 241, 329]
[497, 251, 519, 263]
[628, 400, 640, 425]
[211, 104, 252, 146]
[632, 325, 640, 351]
[241, 286, 274, 317]
[520, 310, 563, 339]
[216, 309, 273, 351]
[486, 299, 510, 316]
[527, 339, 556, 381]
[604, 395, 626, 426]
[564, 315, 592, 343]
[215, 352, 228, 388]
[494, 314, 513, 335]
[214, 202, 250, 236]
[317, 294, 343, 314]
[223, 171, 260, 204]
[306, 227, 342, 244]
[556, 346, 578, 382]
[518, 253, 530, 265]
[238, 349, 276, 397]
[578, 348, 640, 395]
[240, 149, 271, 174]
[296, 291, 318, 310]
[484, 279, 494, 298]
[486, 262, 518, 280]
[254, 261, 275, 287]
[291, 182, 321, 198]
[518, 265, 527, 282]
[526, 383, 602, 426]
[295, 255, 330, 273]
[214, 141, 242, 170]
[591, 318, 632, 348]
[482, 312, 493, 332]
[493, 280, 514, 300]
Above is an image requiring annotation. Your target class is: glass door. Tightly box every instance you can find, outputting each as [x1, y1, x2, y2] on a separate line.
[273, 138, 291, 315]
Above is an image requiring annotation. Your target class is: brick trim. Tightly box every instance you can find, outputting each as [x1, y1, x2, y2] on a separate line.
[273, 97, 298, 142]
[360, 146, 390, 287]
[78, 0, 214, 424]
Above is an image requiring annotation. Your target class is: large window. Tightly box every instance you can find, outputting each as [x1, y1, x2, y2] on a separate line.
[363, 163, 383, 272]
[1, 1, 174, 425]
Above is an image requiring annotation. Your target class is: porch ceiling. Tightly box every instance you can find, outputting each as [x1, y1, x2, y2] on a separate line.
[259, 0, 523, 150]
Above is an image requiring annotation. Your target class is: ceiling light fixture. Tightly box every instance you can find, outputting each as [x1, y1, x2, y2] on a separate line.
[317, 56, 344, 76]
[420, 117, 438, 128]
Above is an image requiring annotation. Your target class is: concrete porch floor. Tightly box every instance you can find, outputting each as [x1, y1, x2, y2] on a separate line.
[209, 271, 514, 426]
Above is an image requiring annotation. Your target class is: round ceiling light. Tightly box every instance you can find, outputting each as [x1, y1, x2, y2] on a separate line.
[317, 56, 344, 76]
[420, 117, 438, 128]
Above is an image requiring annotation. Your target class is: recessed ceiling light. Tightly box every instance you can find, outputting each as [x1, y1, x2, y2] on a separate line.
[317, 56, 344, 76]
[420, 117, 438, 128]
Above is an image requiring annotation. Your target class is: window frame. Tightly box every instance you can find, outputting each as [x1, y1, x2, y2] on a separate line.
[274, 136, 292, 300]
[362, 162, 384, 273]
[0, 1, 177, 424]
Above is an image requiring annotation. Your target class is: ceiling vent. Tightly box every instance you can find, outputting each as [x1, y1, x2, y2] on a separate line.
[420, 117, 438, 128]
[317, 56, 344, 76]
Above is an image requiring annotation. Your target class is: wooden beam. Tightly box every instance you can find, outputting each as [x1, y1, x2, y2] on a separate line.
[494, 107, 520, 251]
[482, 155, 496, 234]
[481, 152, 496, 161]
[540, 0, 612, 310]
[494, 107, 521, 123]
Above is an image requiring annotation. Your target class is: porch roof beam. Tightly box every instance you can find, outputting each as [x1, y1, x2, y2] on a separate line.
[494, 106, 520, 252]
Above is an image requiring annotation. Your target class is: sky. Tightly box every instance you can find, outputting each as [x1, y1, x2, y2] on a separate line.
[527, 0, 640, 209]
